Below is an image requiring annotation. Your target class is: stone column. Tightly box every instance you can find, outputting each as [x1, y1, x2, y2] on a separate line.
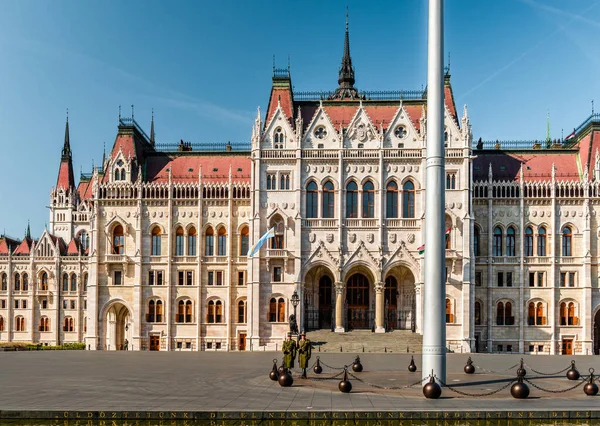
[375, 282, 385, 333]
[334, 282, 344, 333]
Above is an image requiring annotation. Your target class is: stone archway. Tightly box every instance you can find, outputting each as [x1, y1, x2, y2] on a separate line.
[303, 264, 336, 331]
[104, 302, 132, 351]
[594, 309, 600, 355]
[384, 265, 416, 332]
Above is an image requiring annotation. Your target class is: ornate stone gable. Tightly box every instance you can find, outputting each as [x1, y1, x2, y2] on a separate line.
[303, 240, 339, 269]
[344, 240, 379, 270]
[385, 240, 420, 276]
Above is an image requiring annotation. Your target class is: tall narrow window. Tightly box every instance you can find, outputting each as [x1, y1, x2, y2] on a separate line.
[217, 228, 227, 256]
[112, 224, 124, 254]
[185, 300, 192, 323]
[524, 227, 533, 256]
[80, 231, 89, 252]
[362, 181, 375, 218]
[269, 298, 277, 322]
[505, 302, 513, 325]
[562, 226, 572, 256]
[83, 273, 88, 292]
[120, 169, 126, 181]
[205, 227, 214, 256]
[445, 298, 453, 323]
[62, 274, 69, 292]
[386, 181, 398, 218]
[277, 298, 285, 323]
[474, 301, 481, 325]
[402, 181, 415, 218]
[306, 182, 318, 218]
[506, 227, 516, 256]
[215, 301, 223, 323]
[70, 274, 77, 292]
[22, 274, 28, 291]
[474, 226, 480, 256]
[322, 181, 335, 218]
[496, 302, 505, 325]
[493, 226, 503, 256]
[40, 272, 48, 291]
[151, 227, 162, 256]
[14, 273, 20, 291]
[238, 300, 246, 323]
[207, 301, 215, 323]
[175, 227, 184, 256]
[240, 226, 249, 256]
[1, 273, 6, 291]
[147, 300, 155, 322]
[560, 302, 567, 326]
[568, 302, 576, 325]
[188, 227, 197, 256]
[156, 300, 163, 322]
[346, 181, 358, 218]
[537, 227, 547, 256]
[536, 302, 545, 325]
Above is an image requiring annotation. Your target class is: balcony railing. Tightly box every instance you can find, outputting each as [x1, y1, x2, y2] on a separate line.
[344, 218, 378, 228]
[105, 254, 128, 263]
[267, 249, 289, 258]
[172, 256, 198, 264]
[382, 149, 422, 159]
[302, 219, 338, 228]
[260, 150, 296, 159]
[385, 219, 419, 228]
[203, 256, 228, 263]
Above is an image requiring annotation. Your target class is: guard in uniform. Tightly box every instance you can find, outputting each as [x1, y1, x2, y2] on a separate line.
[298, 331, 312, 378]
[282, 332, 297, 369]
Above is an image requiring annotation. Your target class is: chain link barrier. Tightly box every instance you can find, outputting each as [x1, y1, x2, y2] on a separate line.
[523, 377, 586, 393]
[435, 375, 515, 397]
[346, 371, 427, 390]
[523, 362, 571, 376]
[471, 361, 520, 376]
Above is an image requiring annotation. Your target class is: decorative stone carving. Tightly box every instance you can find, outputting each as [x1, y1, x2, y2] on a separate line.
[408, 166, 412, 172]
[415, 166, 419, 172]
[305, 165, 310, 172]
[152, 212, 156, 218]
[407, 233, 415, 243]
[350, 233, 357, 243]
[290, 203, 295, 209]
[309, 234, 316, 243]
[326, 233, 334, 243]
[390, 234, 397, 243]
[401, 166, 405, 172]
[210, 211, 215, 218]
[532, 211, 537, 217]
[457, 203, 462, 209]
[282, 203, 288, 209]
[367, 233, 374, 243]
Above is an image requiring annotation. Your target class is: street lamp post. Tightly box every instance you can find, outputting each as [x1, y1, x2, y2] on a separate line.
[291, 290, 300, 335]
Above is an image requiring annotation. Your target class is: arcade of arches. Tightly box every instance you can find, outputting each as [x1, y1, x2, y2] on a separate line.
[303, 265, 416, 333]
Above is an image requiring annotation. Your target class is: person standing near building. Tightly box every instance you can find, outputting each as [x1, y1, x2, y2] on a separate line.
[298, 332, 312, 378]
[282, 332, 297, 369]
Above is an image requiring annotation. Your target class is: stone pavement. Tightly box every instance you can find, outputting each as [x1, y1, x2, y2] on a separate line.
[306, 329, 423, 353]
[0, 351, 599, 420]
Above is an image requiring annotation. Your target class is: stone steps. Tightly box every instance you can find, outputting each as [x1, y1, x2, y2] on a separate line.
[306, 329, 423, 353]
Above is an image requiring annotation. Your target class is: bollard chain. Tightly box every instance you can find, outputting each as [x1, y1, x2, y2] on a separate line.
[346, 371, 427, 390]
[523, 377, 586, 393]
[435, 375, 515, 397]
[306, 370, 345, 381]
[472, 362, 521, 375]
[523, 363, 571, 376]
[318, 359, 352, 371]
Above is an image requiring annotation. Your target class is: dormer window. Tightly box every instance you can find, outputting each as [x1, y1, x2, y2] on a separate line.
[274, 127, 285, 149]
[117, 160, 124, 167]
[314, 126, 327, 140]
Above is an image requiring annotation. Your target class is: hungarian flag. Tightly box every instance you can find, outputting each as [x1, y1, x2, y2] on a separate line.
[417, 227, 451, 254]
[565, 130, 575, 141]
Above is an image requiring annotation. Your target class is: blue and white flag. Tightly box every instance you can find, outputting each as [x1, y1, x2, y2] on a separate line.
[247, 227, 275, 258]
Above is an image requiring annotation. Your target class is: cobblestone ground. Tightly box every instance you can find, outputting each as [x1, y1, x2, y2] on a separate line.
[0, 351, 598, 412]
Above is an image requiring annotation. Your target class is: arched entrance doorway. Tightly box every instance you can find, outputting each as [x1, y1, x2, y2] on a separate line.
[104, 302, 132, 351]
[346, 273, 371, 330]
[594, 309, 600, 355]
[303, 265, 335, 331]
[318, 276, 333, 329]
[385, 266, 416, 331]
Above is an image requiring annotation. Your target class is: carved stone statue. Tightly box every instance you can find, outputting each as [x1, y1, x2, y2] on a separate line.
[288, 314, 299, 335]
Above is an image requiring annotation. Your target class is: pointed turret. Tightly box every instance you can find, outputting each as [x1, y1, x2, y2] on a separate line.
[26, 221, 31, 240]
[330, 9, 361, 100]
[150, 109, 155, 147]
[56, 115, 75, 190]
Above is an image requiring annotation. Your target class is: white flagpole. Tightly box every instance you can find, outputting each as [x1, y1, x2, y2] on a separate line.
[422, 0, 447, 383]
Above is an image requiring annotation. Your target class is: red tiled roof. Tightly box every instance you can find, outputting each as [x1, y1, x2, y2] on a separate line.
[56, 160, 75, 190]
[473, 152, 580, 182]
[13, 238, 33, 256]
[575, 130, 600, 177]
[145, 154, 251, 184]
[111, 134, 137, 160]
[77, 179, 93, 200]
[265, 87, 293, 128]
[444, 84, 457, 121]
[0, 239, 11, 255]
[66, 238, 81, 256]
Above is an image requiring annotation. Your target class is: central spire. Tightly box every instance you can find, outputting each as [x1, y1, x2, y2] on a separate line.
[61, 111, 72, 161]
[330, 8, 362, 100]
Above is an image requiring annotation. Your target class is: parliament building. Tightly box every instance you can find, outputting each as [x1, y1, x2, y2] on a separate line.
[1, 22, 600, 355]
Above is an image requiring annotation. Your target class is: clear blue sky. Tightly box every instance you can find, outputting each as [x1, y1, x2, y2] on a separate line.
[1, 0, 599, 239]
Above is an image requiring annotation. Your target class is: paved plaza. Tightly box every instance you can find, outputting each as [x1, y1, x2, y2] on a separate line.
[0, 350, 599, 419]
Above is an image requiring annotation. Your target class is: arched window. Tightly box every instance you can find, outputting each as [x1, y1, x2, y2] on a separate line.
[322, 181, 335, 218]
[561, 302, 578, 326]
[114, 169, 120, 181]
[528, 302, 546, 325]
[240, 226, 249, 256]
[386, 181, 398, 218]
[269, 297, 277, 322]
[63, 317, 74, 332]
[0, 316, 4, 331]
[346, 181, 358, 218]
[120, 169, 126, 181]
[274, 127, 284, 148]
[62, 273, 69, 292]
[537, 227, 547, 256]
[147, 300, 156, 323]
[39, 316, 50, 332]
[384, 276, 398, 308]
[493, 227, 503, 256]
[15, 316, 25, 332]
[506, 227, 516, 257]
[496, 302, 504, 325]
[238, 300, 246, 323]
[1, 273, 6, 291]
[187, 227, 197, 256]
[112, 224, 124, 254]
[70, 274, 77, 292]
[278, 298, 285, 323]
[40, 272, 48, 291]
[177, 300, 193, 323]
[80, 231, 89, 252]
[14, 273, 20, 291]
[156, 300, 163, 322]
[362, 181, 375, 218]
[445, 298, 453, 323]
[474, 301, 481, 325]
[83, 273, 88, 292]
[562, 226, 572, 256]
[306, 181, 318, 218]
[496, 301, 513, 325]
[474, 226, 480, 257]
[271, 219, 284, 249]
[175, 227, 184, 256]
[205, 227, 214, 256]
[402, 181, 415, 218]
[22, 273, 28, 291]
[207, 300, 215, 323]
[524, 227, 533, 257]
[215, 300, 223, 323]
[217, 228, 227, 256]
[151, 227, 162, 256]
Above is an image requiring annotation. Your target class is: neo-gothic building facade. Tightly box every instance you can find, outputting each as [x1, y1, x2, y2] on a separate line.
[2, 23, 600, 355]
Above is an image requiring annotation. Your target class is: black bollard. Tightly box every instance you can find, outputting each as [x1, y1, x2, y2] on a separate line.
[516, 358, 527, 377]
[269, 359, 279, 381]
[352, 356, 363, 372]
[339, 368, 352, 393]
[464, 357, 475, 374]
[423, 372, 442, 399]
[278, 361, 286, 376]
[313, 357, 323, 374]
[408, 356, 417, 373]
[278, 368, 293, 387]
[511, 368, 529, 399]
[584, 368, 599, 396]
[567, 360, 580, 381]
